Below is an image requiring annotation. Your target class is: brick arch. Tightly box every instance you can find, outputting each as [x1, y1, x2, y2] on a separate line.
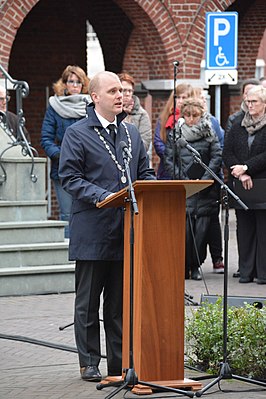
[114, 0, 182, 79]
[0, 0, 37, 69]
[115, 0, 236, 79]
[237, 0, 266, 79]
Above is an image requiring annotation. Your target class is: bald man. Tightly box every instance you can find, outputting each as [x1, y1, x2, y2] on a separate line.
[59, 71, 155, 382]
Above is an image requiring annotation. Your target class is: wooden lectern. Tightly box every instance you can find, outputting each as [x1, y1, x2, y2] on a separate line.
[98, 180, 212, 394]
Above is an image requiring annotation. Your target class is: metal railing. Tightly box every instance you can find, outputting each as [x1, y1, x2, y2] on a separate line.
[0, 64, 38, 183]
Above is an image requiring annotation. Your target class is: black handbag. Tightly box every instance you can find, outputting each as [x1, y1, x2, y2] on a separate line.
[233, 178, 266, 209]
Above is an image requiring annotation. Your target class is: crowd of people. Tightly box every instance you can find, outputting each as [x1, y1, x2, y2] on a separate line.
[57, 69, 265, 382]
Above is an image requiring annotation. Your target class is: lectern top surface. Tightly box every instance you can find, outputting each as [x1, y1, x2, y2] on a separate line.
[97, 180, 213, 208]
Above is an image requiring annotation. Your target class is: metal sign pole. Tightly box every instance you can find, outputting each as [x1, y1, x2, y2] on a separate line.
[215, 85, 221, 124]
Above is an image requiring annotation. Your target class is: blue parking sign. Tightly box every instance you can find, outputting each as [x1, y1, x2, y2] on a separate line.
[206, 12, 238, 69]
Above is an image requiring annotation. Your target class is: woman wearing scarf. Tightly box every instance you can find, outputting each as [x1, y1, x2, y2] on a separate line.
[154, 83, 193, 179]
[41, 65, 90, 238]
[223, 85, 266, 285]
[225, 78, 260, 278]
[164, 98, 222, 280]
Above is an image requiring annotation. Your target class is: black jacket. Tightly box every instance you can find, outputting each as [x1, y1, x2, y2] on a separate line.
[164, 131, 222, 217]
[223, 118, 266, 209]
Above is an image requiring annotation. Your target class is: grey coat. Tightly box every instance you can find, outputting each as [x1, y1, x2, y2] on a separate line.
[127, 95, 152, 151]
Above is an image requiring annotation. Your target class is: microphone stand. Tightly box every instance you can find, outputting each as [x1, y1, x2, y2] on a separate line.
[172, 61, 182, 180]
[182, 149, 266, 396]
[96, 148, 194, 398]
[171, 62, 195, 305]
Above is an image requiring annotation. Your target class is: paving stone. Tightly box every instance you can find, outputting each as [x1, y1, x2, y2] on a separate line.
[0, 210, 265, 398]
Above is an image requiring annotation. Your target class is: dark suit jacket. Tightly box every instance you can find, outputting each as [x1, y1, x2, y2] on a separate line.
[59, 105, 155, 261]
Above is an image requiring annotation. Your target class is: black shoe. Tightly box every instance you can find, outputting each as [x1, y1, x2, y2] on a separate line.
[239, 277, 253, 283]
[80, 366, 102, 382]
[256, 278, 266, 285]
[233, 269, 240, 278]
[191, 270, 202, 281]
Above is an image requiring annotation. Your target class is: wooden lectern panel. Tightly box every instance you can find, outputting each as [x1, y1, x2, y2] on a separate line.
[122, 186, 186, 381]
[98, 180, 212, 388]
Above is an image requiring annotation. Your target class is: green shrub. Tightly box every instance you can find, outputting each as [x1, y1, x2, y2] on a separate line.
[185, 297, 266, 380]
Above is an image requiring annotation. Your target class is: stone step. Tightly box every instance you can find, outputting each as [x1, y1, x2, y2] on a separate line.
[0, 200, 48, 221]
[0, 264, 75, 296]
[0, 157, 46, 201]
[0, 242, 71, 268]
[0, 220, 66, 244]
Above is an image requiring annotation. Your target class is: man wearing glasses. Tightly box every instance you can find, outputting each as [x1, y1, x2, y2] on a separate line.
[0, 85, 30, 142]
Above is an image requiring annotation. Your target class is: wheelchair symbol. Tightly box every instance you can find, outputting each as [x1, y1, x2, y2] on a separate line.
[215, 46, 229, 67]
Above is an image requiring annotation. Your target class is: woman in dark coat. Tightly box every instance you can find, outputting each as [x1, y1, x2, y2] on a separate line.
[154, 83, 194, 180]
[164, 98, 222, 280]
[41, 65, 90, 237]
[223, 85, 266, 284]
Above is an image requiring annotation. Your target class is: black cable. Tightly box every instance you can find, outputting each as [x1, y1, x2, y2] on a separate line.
[0, 332, 77, 352]
[0, 333, 107, 358]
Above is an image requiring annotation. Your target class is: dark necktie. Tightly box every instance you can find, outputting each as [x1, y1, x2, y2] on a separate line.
[107, 124, 116, 143]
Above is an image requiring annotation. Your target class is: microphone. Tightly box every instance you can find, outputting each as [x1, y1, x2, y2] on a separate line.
[177, 117, 185, 129]
[177, 137, 201, 158]
[173, 61, 179, 67]
[120, 141, 132, 159]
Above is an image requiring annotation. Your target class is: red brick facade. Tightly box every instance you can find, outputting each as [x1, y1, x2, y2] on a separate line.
[0, 0, 266, 218]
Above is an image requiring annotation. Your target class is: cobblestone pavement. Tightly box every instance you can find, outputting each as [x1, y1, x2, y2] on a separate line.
[0, 210, 265, 398]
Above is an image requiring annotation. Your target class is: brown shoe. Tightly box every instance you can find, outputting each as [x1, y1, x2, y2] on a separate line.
[80, 366, 102, 382]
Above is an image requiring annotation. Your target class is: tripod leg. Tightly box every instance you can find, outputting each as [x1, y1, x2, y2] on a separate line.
[96, 379, 124, 391]
[138, 380, 195, 398]
[104, 381, 129, 399]
[195, 375, 223, 397]
[232, 374, 266, 388]
[58, 321, 74, 331]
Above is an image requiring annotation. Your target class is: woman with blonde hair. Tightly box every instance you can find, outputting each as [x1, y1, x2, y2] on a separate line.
[154, 83, 194, 179]
[192, 87, 225, 274]
[164, 97, 222, 280]
[41, 65, 90, 238]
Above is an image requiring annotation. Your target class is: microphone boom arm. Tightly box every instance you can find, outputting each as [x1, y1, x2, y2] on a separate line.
[190, 152, 248, 211]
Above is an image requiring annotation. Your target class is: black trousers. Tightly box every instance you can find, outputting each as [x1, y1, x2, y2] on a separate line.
[207, 210, 223, 263]
[74, 260, 123, 375]
[186, 214, 211, 273]
[236, 209, 266, 280]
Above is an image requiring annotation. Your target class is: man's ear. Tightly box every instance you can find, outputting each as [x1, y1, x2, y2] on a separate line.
[91, 92, 99, 104]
